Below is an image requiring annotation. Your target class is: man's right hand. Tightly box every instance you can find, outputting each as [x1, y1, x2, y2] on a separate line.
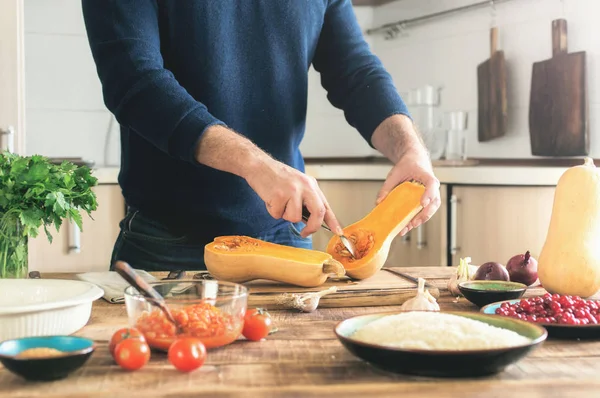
[194, 124, 342, 238]
[244, 157, 343, 238]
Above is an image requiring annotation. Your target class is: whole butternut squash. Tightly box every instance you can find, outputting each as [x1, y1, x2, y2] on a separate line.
[538, 157, 600, 297]
[204, 236, 345, 287]
[326, 181, 425, 279]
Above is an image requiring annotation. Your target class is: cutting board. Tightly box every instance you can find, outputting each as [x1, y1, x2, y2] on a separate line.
[477, 26, 507, 142]
[529, 18, 588, 156]
[240, 268, 440, 310]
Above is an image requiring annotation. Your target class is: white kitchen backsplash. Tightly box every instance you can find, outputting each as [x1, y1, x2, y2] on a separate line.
[371, 0, 600, 159]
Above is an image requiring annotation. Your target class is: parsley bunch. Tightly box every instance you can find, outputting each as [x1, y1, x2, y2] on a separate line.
[0, 152, 98, 277]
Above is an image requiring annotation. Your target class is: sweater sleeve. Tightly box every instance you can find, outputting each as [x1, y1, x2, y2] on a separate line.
[81, 0, 225, 164]
[311, 0, 411, 147]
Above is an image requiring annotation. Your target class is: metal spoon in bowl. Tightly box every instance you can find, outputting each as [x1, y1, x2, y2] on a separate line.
[301, 206, 356, 258]
[113, 260, 184, 334]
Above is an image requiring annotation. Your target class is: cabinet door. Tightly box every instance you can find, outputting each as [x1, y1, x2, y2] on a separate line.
[28, 184, 125, 273]
[403, 183, 448, 267]
[450, 186, 555, 266]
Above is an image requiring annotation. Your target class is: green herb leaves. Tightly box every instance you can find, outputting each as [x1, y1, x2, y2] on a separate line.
[0, 152, 98, 243]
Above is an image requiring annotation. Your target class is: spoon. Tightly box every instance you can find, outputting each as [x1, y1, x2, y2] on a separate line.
[113, 260, 184, 334]
[301, 206, 356, 258]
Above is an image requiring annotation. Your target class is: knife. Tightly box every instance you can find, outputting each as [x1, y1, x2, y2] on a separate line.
[301, 206, 356, 258]
[382, 267, 435, 288]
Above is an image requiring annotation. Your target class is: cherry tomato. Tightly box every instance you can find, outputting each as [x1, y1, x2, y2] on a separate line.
[114, 338, 151, 371]
[168, 337, 207, 373]
[242, 308, 273, 341]
[109, 327, 145, 356]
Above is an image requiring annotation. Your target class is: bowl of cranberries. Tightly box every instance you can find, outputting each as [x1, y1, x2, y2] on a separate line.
[481, 293, 600, 338]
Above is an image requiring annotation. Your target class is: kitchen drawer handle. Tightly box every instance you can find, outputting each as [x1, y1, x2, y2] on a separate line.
[401, 231, 410, 243]
[0, 126, 14, 153]
[68, 221, 81, 254]
[416, 224, 426, 249]
[450, 194, 460, 255]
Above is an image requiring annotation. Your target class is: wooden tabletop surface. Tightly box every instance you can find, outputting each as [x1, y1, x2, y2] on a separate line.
[2, 266, 600, 398]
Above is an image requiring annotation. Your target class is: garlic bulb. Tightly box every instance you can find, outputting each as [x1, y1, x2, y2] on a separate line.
[275, 286, 338, 312]
[400, 277, 440, 312]
[447, 256, 476, 297]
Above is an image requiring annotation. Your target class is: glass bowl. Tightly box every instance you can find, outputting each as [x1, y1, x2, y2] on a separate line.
[124, 280, 248, 351]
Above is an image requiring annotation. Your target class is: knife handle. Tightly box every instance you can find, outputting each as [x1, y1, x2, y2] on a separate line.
[301, 206, 332, 233]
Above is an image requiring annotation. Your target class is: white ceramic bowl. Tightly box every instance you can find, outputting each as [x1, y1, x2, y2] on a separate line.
[0, 279, 104, 341]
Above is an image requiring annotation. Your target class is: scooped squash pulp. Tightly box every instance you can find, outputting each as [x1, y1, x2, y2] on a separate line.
[326, 181, 425, 279]
[204, 236, 345, 287]
[537, 157, 600, 297]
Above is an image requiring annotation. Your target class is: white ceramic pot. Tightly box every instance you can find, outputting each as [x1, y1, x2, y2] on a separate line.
[0, 279, 104, 341]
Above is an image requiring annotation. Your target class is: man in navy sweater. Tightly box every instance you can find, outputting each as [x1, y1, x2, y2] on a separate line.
[81, 0, 440, 271]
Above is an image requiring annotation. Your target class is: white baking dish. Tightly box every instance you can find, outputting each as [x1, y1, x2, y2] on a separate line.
[0, 279, 104, 341]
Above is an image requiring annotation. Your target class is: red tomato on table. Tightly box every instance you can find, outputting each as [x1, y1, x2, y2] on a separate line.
[242, 308, 273, 341]
[168, 337, 207, 372]
[109, 327, 145, 356]
[113, 338, 151, 371]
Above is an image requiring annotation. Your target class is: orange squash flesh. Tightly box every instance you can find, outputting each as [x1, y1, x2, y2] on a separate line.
[326, 181, 425, 280]
[204, 236, 346, 287]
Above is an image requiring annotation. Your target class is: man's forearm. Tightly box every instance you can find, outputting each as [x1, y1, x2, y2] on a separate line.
[371, 114, 428, 164]
[194, 125, 272, 180]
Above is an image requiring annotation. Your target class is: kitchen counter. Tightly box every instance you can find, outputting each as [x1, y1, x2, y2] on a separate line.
[3, 267, 600, 397]
[91, 158, 573, 186]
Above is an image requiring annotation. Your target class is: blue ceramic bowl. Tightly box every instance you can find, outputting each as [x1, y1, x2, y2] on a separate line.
[0, 336, 95, 381]
[458, 280, 527, 308]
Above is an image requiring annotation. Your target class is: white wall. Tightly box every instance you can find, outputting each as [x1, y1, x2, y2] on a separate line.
[24, 0, 120, 166]
[299, 6, 380, 158]
[25, 1, 597, 162]
[371, 0, 600, 158]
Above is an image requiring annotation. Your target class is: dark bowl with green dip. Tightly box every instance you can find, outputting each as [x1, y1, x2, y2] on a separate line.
[458, 280, 527, 308]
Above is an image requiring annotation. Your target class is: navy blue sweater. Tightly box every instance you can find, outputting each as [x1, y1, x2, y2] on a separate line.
[81, 0, 409, 241]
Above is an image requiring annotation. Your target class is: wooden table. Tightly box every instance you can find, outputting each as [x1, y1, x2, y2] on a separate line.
[2, 267, 600, 397]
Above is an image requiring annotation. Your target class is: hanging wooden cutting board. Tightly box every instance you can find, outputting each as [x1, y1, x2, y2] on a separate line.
[477, 26, 508, 142]
[194, 268, 440, 310]
[529, 18, 588, 156]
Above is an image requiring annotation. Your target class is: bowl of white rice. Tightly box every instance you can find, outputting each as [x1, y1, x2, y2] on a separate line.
[334, 311, 547, 377]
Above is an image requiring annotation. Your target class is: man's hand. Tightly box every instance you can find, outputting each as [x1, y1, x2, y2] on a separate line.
[245, 157, 343, 238]
[195, 125, 343, 238]
[371, 115, 441, 236]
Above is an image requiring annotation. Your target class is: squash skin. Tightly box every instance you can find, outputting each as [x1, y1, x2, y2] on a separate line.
[326, 181, 425, 280]
[538, 157, 600, 298]
[204, 236, 346, 288]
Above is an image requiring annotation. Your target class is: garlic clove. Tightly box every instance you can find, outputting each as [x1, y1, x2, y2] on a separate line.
[401, 277, 440, 312]
[276, 286, 338, 312]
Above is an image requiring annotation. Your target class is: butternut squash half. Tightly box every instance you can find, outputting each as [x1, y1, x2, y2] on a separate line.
[538, 157, 600, 297]
[326, 181, 425, 280]
[204, 236, 346, 287]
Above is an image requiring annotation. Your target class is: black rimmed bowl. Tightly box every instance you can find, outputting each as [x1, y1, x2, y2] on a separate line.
[334, 311, 547, 378]
[458, 280, 528, 308]
[0, 335, 95, 381]
[482, 299, 600, 339]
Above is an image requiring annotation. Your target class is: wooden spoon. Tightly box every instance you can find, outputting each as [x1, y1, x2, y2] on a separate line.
[113, 260, 184, 334]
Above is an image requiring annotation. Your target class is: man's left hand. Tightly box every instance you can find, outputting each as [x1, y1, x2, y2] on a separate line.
[376, 148, 441, 237]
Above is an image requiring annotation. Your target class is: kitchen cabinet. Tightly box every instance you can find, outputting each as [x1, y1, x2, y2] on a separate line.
[449, 186, 555, 267]
[28, 184, 125, 273]
[311, 181, 447, 267]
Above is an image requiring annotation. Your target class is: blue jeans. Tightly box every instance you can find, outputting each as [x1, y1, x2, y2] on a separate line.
[110, 208, 313, 271]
